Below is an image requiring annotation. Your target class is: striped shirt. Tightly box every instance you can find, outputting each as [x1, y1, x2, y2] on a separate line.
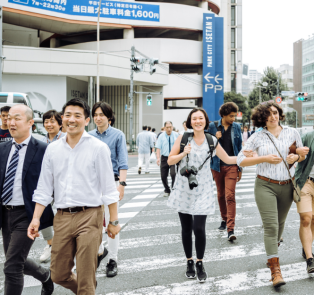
[237, 126, 303, 181]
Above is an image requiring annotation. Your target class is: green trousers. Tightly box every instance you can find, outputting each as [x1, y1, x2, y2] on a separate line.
[254, 177, 293, 258]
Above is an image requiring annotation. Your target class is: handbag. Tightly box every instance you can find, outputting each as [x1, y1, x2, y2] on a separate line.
[265, 133, 301, 203]
[150, 152, 157, 163]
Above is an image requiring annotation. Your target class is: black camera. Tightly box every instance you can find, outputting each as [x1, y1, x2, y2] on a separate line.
[180, 166, 198, 190]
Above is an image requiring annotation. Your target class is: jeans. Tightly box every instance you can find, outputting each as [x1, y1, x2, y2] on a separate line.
[2, 206, 49, 295]
[161, 155, 176, 193]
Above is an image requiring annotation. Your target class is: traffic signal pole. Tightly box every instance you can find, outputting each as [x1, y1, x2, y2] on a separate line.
[129, 46, 135, 151]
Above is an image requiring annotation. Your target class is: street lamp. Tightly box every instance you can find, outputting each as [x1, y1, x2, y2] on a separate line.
[256, 82, 268, 104]
[96, 0, 102, 102]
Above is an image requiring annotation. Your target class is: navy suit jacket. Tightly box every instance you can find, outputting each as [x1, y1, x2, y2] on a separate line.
[0, 136, 54, 230]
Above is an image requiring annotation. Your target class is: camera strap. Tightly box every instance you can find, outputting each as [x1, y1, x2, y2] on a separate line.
[177, 132, 218, 172]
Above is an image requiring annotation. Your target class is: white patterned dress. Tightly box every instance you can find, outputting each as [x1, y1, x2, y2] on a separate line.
[167, 137, 218, 215]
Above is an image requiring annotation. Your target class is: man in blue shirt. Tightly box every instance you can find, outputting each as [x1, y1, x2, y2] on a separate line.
[208, 102, 242, 241]
[89, 102, 128, 278]
[156, 121, 179, 197]
[136, 126, 154, 174]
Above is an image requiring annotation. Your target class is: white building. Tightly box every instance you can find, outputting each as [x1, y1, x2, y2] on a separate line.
[277, 64, 293, 90]
[248, 69, 263, 91]
[0, 0, 237, 138]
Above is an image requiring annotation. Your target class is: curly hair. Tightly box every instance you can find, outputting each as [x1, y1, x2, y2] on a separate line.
[219, 102, 238, 117]
[251, 102, 285, 128]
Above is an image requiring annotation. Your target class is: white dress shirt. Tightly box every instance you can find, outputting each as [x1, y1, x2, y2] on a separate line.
[309, 165, 314, 178]
[6, 135, 31, 206]
[33, 131, 119, 208]
[237, 126, 303, 181]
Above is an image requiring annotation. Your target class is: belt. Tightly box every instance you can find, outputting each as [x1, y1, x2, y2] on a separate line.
[309, 177, 314, 183]
[257, 175, 294, 185]
[2, 205, 25, 210]
[57, 206, 100, 214]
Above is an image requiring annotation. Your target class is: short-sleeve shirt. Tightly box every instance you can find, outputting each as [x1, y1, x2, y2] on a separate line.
[237, 126, 303, 181]
[0, 128, 12, 143]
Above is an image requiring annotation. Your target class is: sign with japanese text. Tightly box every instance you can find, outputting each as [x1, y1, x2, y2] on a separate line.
[8, 0, 160, 22]
[202, 13, 224, 121]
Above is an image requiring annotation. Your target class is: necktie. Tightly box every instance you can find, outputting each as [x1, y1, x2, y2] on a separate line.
[168, 136, 171, 155]
[1, 143, 25, 205]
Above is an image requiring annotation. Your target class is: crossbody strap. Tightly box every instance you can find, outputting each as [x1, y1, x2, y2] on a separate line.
[265, 133, 295, 182]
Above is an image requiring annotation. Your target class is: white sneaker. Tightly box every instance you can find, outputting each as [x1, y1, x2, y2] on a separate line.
[40, 245, 52, 263]
[163, 193, 170, 197]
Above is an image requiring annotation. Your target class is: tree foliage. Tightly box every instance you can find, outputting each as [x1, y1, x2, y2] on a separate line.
[285, 111, 298, 128]
[224, 92, 250, 126]
[248, 67, 289, 110]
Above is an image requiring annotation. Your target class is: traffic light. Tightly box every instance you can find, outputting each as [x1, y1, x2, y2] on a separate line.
[130, 57, 146, 73]
[149, 58, 159, 75]
[295, 92, 308, 102]
[146, 95, 152, 106]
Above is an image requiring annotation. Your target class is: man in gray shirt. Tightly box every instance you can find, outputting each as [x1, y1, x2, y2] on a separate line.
[136, 125, 154, 174]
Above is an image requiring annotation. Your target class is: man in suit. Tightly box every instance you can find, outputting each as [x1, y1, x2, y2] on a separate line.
[0, 104, 54, 295]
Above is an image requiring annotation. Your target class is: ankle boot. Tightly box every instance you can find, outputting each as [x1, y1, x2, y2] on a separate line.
[267, 257, 286, 288]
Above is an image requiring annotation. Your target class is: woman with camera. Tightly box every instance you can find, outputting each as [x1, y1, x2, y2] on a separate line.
[167, 108, 238, 283]
[237, 102, 308, 288]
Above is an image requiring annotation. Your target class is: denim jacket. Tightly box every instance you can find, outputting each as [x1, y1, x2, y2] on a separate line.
[208, 119, 242, 172]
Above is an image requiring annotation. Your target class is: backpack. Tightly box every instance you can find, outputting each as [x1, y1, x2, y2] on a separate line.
[177, 131, 218, 171]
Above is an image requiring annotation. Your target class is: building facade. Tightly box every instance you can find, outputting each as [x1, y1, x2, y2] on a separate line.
[0, 0, 236, 137]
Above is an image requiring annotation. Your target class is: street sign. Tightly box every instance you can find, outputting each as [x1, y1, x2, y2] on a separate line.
[281, 91, 295, 97]
[275, 97, 282, 104]
[237, 112, 242, 120]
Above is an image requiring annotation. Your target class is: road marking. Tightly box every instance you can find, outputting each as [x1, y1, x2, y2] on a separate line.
[106, 262, 310, 295]
[133, 194, 159, 200]
[120, 202, 150, 209]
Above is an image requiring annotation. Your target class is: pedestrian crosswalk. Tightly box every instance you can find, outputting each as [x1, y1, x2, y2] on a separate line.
[7, 163, 312, 294]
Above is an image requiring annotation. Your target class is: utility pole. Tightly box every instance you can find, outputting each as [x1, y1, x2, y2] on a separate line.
[96, 0, 102, 102]
[277, 72, 281, 97]
[129, 46, 135, 151]
[259, 86, 261, 104]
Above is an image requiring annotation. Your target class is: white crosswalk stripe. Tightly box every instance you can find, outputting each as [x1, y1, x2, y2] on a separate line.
[20, 163, 310, 294]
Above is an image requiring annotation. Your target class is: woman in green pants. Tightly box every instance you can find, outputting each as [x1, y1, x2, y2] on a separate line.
[237, 102, 306, 288]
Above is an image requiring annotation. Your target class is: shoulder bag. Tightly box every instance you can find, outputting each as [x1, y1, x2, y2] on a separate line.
[265, 133, 301, 203]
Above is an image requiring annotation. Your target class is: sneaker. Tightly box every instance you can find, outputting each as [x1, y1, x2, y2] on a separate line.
[138, 167, 141, 174]
[195, 261, 207, 283]
[97, 247, 108, 268]
[41, 271, 54, 295]
[306, 258, 314, 273]
[145, 172, 150, 174]
[40, 245, 52, 263]
[218, 220, 226, 231]
[106, 259, 118, 277]
[185, 260, 196, 279]
[228, 230, 236, 241]
[163, 192, 170, 197]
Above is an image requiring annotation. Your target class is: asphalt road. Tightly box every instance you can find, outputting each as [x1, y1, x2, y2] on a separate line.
[1, 155, 313, 295]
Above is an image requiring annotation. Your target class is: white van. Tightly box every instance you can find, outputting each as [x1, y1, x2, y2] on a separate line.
[0, 92, 46, 140]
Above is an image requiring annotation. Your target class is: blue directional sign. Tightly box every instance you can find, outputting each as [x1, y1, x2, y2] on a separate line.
[202, 13, 224, 121]
[9, 0, 160, 22]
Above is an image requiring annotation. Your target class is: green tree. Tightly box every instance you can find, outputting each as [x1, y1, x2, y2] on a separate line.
[285, 111, 298, 128]
[224, 92, 250, 127]
[248, 67, 289, 110]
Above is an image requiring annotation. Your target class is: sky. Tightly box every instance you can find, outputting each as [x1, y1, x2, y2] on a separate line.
[242, 0, 314, 74]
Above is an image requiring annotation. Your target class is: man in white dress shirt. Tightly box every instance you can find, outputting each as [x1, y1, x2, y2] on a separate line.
[28, 99, 121, 294]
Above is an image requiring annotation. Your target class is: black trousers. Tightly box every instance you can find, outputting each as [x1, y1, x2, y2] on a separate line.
[160, 155, 176, 193]
[2, 206, 49, 295]
[178, 213, 207, 260]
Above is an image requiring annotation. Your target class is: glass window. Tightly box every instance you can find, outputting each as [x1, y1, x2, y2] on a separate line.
[231, 28, 236, 48]
[0, 94, 8, 103]
[13, 96, 27, 105]
[231, 73, 236, 92]
[231, 6, 236, 26]
[231, 51, 236, 71]
[231, 0, 236, 3]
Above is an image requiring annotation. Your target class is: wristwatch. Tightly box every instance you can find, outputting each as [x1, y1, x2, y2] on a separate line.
[119, 181, 127, 186]
[109, 220, 119, 226]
